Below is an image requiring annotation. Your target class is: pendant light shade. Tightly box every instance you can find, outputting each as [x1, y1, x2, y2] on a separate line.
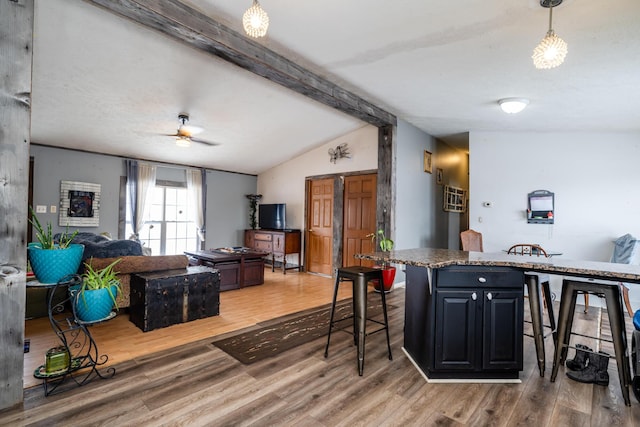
[532, 0, 568, 69]
[243, 1, 269, 38]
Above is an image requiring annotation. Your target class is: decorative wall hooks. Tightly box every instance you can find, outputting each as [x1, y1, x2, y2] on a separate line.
[328, 143, 351, 164]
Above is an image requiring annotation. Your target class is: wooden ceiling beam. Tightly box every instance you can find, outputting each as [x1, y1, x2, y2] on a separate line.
[83, 0, 396, 128]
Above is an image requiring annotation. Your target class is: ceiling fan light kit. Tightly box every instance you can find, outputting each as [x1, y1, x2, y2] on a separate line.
[175, 137, 191, 148]
[243, 0, 269, 38]
[532, 0, 568, 69]
[165, 114, 219, 147]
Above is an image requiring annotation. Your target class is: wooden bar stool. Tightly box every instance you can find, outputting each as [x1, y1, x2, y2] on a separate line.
[324, 266, 392, 376]
[550, 279, 632, 406]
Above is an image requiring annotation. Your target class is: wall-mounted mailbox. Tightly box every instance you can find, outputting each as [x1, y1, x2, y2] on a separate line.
[527, 190, 554, 224]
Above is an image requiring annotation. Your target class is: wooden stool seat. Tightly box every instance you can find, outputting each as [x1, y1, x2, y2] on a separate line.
[324, 266, 392, 376]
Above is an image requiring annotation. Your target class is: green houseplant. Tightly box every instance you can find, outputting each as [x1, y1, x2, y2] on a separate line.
[368, 229, 396, 292]
[27, 207, 84, 284]
[72, 258, 122, 322]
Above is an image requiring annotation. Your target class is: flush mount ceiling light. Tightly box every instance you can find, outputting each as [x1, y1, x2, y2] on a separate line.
[499, 98, 530, 114]
[243, 0, 269, 38]
[532, 0, 568, 69]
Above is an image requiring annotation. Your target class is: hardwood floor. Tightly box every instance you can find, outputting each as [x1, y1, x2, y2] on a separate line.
[4, 270, 640, 425]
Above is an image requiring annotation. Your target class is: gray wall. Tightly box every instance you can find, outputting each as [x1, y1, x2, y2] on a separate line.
[30, 145, 257, 250]
[31, 145, 124, 236]
[394, 120, 469, 282]
[395, 119, 438, 251]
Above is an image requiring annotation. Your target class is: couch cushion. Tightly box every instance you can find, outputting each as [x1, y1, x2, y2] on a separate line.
[77, 239, 143, 261]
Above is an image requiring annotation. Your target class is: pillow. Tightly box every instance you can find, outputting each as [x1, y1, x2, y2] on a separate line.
[78, 239, 143, 261]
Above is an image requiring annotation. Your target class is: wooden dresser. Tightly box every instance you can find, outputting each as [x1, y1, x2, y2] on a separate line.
[244, 229, 302, 273]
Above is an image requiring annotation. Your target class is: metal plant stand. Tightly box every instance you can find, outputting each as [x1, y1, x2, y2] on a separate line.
[30, 275, 116, 396]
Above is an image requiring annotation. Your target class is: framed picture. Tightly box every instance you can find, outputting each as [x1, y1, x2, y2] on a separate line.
[423, 150, 432, 173]
[436, 168, 443, 185]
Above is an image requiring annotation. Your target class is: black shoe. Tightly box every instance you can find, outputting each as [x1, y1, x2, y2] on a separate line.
[566, 351, 610, 386]
[566, 344, 592, 371]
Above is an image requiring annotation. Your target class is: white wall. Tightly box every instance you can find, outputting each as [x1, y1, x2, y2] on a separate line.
[469, 131, 640, 307]
[257, 125, 379, 230]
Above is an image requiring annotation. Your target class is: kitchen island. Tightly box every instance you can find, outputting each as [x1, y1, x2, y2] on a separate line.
[356, 248, 640, 383]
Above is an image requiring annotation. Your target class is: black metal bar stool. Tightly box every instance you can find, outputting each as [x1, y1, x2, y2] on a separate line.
[525, 273, 557, 377]
[324, 266, 392, 375]
[550, 279, 631, 406]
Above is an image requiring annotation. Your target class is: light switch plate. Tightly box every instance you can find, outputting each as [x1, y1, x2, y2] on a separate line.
[50, 205, 57, 214]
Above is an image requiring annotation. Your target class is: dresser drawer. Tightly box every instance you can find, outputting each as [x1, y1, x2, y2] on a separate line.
[255, 240, 273, 251]
[435, 266, 524, 289]
[254, 233, 272, 241]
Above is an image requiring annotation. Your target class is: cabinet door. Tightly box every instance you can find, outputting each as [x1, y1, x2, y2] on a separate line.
[272, 232, 284, 255]
[482, 290, 523, 371]
[434, 290, 479, 371]
[244, 230, 255, 248]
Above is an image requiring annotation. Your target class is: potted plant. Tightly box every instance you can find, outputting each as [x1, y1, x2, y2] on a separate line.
[246, 194, 263, 229]
[72, 258, 122, 322]
[27, 207, 84, 284]
[368, 229, 396, 292]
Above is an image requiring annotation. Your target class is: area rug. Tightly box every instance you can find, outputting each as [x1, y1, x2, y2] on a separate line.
[212, 298, 393, 364]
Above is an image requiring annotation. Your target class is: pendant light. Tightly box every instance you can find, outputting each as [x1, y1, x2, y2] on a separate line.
[243, 1, 269, 38]
[532, 0, 568, 69]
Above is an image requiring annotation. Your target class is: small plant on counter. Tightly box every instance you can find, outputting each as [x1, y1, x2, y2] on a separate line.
[367, 229, 396, 291]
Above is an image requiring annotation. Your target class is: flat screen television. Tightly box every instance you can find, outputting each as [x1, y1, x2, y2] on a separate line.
[258, 203, 286, 230]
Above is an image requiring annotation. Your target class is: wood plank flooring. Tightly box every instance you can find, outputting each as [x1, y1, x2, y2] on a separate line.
[3, 270, 640, 426]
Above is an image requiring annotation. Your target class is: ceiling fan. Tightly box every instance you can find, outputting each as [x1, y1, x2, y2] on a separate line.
[165, 113, 220, 147]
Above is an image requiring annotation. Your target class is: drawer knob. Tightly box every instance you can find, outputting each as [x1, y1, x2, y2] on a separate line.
[478, 277, 487, 283]
[487, 292, 493, 301]
[471, 292, 477, 301]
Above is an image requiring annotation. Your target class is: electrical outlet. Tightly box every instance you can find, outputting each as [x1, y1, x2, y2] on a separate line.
[36, 205, 47, 213]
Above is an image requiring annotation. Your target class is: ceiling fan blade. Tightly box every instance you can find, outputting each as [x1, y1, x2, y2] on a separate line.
[190, 137, 220, 146]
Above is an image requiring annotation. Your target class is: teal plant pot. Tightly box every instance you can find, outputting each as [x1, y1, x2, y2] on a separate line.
[73, 285, 118, 322]
[27, 243, 84, 284]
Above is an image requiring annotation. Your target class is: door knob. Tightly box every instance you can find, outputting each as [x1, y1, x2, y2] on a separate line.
[471, 292, 477, 301]
[487, 292, 493, 301]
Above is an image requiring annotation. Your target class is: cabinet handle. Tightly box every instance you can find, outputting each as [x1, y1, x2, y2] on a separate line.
[471, 292, 477, 301]
[478, 277, 487, 283]
[487, 292, 493, 301]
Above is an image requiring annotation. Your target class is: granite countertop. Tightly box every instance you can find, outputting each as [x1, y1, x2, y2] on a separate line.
[356, 248, 640, 283]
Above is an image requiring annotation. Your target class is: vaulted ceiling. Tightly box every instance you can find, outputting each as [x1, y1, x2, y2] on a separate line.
[31, 0, 640, 175]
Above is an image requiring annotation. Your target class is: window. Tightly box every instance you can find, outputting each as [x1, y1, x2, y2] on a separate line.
[126, 184, 198, 255]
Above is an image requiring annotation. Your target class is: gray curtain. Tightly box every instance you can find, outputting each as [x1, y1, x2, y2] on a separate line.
[125, 159, 157, 239]
[186, 168, 207, 249]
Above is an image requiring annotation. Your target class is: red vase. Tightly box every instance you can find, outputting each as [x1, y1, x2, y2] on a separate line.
[372, 266, 396, 292]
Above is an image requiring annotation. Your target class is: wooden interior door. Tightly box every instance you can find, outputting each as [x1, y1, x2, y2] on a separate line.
[343, 174, 377, 267]
[306, 178, 334, 275]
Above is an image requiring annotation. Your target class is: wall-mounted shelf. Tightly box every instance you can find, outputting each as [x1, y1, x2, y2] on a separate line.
[527, 190, 554, 224]
[443, 185, 467, 213]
